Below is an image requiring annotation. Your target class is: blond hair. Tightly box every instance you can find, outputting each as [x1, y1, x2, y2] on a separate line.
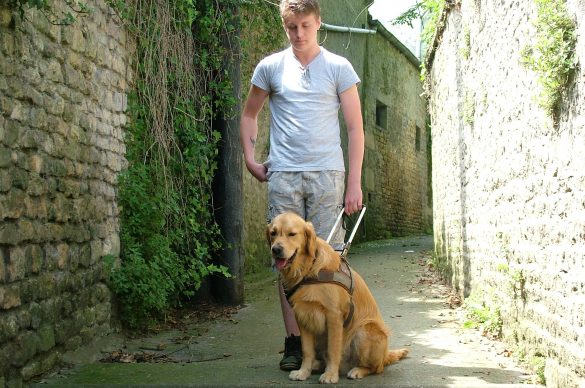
[280, 0, 321, 20]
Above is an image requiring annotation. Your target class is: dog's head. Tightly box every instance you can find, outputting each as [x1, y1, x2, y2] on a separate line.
[267, 212, 317, 272]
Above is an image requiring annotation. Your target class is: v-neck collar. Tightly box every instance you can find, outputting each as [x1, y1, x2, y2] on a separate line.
[290, 46, 323, 69]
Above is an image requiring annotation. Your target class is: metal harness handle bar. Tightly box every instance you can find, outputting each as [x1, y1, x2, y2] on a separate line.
[326, 205, 367, 258]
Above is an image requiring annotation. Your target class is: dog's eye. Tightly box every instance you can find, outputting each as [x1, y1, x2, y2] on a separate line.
[270, 230, 276, 236]
[288, 232, 296, 237]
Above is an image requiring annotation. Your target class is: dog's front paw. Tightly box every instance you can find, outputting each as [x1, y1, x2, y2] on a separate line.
[319, 371, 339, 384]
[289, 368, 311, 381]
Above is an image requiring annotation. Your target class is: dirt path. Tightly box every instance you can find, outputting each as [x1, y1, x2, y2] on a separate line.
[35, 235, 543, 387]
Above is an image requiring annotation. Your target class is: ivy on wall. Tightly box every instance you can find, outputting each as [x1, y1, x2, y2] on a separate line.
[105, 0, 241, 328]
[521, 0, 577, 120]
[7, 0, 282, 328]
[392, 0, 445, 85]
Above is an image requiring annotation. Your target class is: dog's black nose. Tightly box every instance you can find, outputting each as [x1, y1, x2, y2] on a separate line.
[272, 245, 282, 257]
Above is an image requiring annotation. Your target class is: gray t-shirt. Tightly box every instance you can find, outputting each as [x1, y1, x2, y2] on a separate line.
[251, 47, 360, 172]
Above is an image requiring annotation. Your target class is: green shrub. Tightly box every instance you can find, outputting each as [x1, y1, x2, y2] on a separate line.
[101, 0, 238, 328]
[463, 292, 503, 339]
[521, 0, 577, 118]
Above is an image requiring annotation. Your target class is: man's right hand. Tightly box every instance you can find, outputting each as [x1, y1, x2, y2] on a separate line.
[246, 161, 268, 182]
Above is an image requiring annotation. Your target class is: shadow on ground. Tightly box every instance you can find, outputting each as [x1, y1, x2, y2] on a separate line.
[34, 235, 543, 387]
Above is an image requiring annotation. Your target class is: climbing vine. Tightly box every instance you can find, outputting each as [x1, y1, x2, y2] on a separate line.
[521, 0, 577, 120]
[106, 0, 282, 328]
[103, 0, 241, 328]
[392, 0, 445, 83]
[392, 0, 444, 49]
[8, 0, 282, 328]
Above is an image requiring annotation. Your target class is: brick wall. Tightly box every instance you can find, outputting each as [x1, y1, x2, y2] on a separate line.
[428, 1, 585, 386]
[0, 0, 130, 384]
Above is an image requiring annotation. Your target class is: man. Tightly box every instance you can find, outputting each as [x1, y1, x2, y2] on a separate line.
[239, 0, 364, 371]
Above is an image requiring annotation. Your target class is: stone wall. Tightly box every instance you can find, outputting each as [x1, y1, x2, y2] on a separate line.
[428, 1, 584, 386]
[363, 23, 431, 239]
[0, 0, 130, 384]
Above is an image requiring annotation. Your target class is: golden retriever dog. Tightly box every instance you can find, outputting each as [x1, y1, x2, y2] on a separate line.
[267, 212, 408, 384]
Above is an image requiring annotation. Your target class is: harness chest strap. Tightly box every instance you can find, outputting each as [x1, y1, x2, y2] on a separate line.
[284, 259, 355, 327]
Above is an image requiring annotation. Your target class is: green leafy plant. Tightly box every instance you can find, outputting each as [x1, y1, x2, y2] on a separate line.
[463, 292, 503, 339]
[459, 24, 470, 59]
[427, 251, 450, 277]
[521, 0, 577, 119]
[102, 0, 241, 328]
[393, 0, 445, 83]
[393, 0, 445, 51]
[530, 354, 546, 384]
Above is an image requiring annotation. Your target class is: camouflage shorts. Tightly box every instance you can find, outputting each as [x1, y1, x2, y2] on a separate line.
[267, 170, 345, 245]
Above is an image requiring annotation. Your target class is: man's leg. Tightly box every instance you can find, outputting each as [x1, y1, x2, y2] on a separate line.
[267, 172, 304, 370]
[304, 170, 346, 244]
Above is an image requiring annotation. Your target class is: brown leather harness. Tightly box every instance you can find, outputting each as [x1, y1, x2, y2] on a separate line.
[284, 258, 355, 328]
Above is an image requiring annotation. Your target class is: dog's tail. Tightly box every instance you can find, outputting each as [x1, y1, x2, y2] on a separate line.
[384, 348, 409, 366]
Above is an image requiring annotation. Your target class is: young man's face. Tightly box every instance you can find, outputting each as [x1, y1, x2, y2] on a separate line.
[282, 12, 321, 54]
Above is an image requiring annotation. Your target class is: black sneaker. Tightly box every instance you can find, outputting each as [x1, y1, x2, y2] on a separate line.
[279, 334, 302, 371]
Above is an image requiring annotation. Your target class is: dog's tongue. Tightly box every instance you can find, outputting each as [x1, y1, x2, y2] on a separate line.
[275, 258, 287, 270]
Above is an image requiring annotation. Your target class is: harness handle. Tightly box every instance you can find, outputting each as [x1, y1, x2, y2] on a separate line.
[326, 206, 367, 258]
[325, 207, 346, 244]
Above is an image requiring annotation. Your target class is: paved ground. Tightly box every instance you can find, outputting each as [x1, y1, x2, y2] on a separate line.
[34, 235, 543, 387]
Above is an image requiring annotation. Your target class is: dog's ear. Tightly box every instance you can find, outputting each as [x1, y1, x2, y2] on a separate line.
[304, 221, 318, 258]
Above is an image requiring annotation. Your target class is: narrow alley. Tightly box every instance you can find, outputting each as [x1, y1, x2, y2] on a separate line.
[35, 236, 542, 387]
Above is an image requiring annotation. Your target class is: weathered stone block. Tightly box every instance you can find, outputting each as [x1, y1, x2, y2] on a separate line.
[78, 243, 91, 268]
[28, 301, 42, 329]
[10, 167, 28, 191]
[26, 154, 43, 174]
[0, 169, 10, 192]
[11, 331, 40, 367]
[0, 284, 21, 310]
[0, 146, 11, 167]
[55, 243, 69, 270]
[14, 304, 31, 330]
[18, 129, 42, 149]
[7, 246, 26, 282]
[0, 342, 15, 372]
[90, 239, 102, 264]
[63, 224, 90, 243]
[64, 335, 82, 351]
[19, 360, 40, 381]
[26, 174, 45, 197]
[39, 298, 58, 326]
[0, 7, 12, 27]
[44, 222, 63, 241]
[43, 158, 67, 177]
[4, 188, 26, 219]
[0, 247, 5, 283]
[17, 220, 34, 242]
[44, 93, 65, 116]
[38, 273, 58, 301]
[0, 311, 19, 342]
[37, 325, 55, 352]
[40, 351, 59, 374]
[95, 302, 110, 324]
[0, 222, 19, 244]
